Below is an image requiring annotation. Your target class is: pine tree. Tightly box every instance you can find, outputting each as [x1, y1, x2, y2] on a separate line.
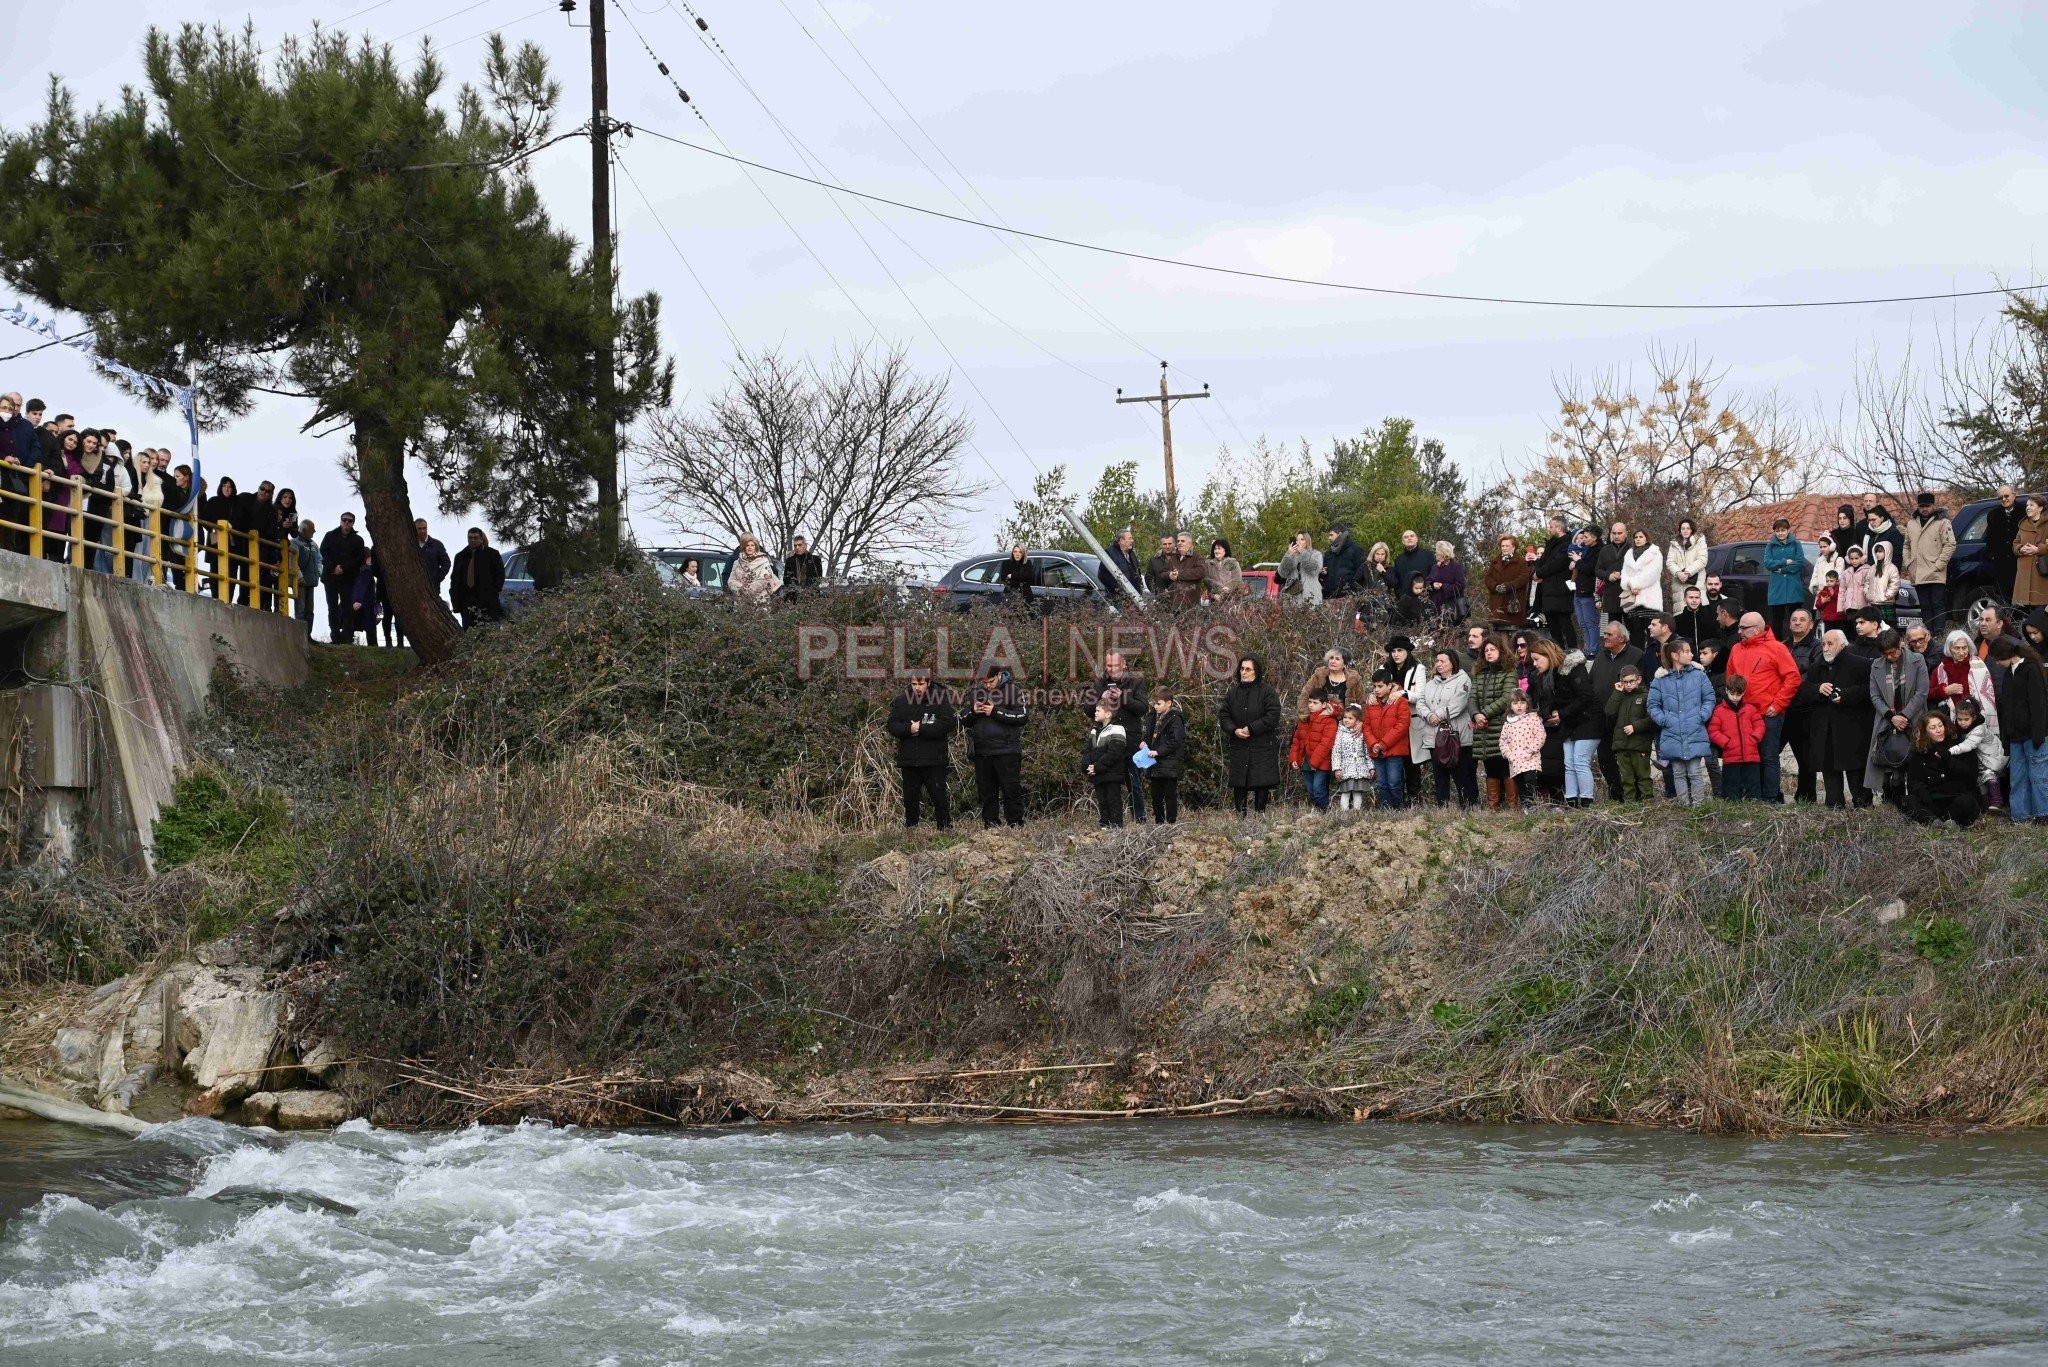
[0, 25, 669, 661]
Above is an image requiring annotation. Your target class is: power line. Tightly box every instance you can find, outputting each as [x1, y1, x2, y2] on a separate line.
[779, 0, 1165, 366]
[391, 0, 500, 44]
[615, 148, 744, 353]
[443, 6, 555, 51]
[624, 127, 2047, 314]
[618, 4, 1045, 494]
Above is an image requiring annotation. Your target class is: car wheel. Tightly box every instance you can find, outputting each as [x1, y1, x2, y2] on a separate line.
[1956, 583, 2008, 630]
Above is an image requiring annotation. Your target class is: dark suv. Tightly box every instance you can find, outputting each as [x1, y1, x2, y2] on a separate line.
[1946, 495, 2044, 626]
[1706, 539, 1920, 621]
[930, 549, 1106, 610]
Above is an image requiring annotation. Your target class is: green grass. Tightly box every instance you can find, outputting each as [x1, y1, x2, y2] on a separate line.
[1908, 915, 1973, 965]
[1748, 1016, 1895, 1122]
[1302, 978, 1374, 1036]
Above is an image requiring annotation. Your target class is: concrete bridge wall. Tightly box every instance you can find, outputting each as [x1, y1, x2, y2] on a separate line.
[0, 555, 308, 871]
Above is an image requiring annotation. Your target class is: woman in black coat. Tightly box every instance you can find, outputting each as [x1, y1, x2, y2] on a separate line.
[1142, 687, 1188, 824]
[1902, 713, 1981, 827]
[997, 544, 1036, 604]
[1219, 653, 1282, 814]
[199, 475, 245, 601]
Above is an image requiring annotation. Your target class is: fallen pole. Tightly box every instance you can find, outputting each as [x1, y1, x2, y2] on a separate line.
[0, 1081, 152, 1136]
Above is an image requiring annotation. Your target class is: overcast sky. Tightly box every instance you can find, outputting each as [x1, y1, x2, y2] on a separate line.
[5, 0, 2046, 567]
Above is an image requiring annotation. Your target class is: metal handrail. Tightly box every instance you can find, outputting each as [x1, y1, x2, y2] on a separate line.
[0, 467, 300, 618]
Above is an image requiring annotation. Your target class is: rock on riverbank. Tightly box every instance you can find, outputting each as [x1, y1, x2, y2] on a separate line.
[0, 929, 359, 1129]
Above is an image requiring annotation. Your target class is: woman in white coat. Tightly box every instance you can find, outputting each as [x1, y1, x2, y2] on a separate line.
[1409, 648, 1477, 808]
[1665, 518, 1708, 601]
[1619, 529, 1665, 649]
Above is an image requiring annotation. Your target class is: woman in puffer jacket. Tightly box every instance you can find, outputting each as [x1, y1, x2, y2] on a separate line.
[1666, 518, 1708, 600]
[1468, 634, 1520, 808]
[1619, 529, 1664, 648]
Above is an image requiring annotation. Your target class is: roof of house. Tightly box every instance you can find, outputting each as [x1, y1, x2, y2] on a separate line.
[1711, 492, 1965, 544]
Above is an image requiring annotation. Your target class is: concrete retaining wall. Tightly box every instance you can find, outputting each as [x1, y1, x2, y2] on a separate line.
[0, 554, 308, 870]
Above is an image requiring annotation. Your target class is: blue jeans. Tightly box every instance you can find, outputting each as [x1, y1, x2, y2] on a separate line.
[1126, 764, 1146, 822]
[1574, 596, 1601, 653]
[1374, 757, 1406, 810]
[1564, 738, 1598, 800]
[2010, 739, 2048, 821]
[1301, 765, 1331, 811]
[1760, 712, 1786, 802]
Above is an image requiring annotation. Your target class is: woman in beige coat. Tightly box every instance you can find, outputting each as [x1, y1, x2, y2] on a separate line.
[2014, 497, 2048, 609]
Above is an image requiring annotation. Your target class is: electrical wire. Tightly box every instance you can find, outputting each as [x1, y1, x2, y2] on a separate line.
[616, 4, 1043, 496]
[442, 6, 556, 51]
[625, 126, 2045, 313]
[391, 0, 501, 44]
[615, 149, 744, 353]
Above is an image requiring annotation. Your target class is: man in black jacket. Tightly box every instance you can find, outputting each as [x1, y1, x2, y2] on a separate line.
[1392, 529, 1434, 596]
[1595, 521, 1630, 629]
[318, 513, 368, 644]
[1531, 516, 1576, 648]
[1986, 485, 2025, 601]
[1796, 630, 1875, 807]
[1321, 522, 1365, 599]
[885, 674, 958, 830]
[1588, 621, 1649, 800]
[1098, 528, 1146, 601]
[414, 519, 452, 603]
[1781, 607, 1825, 802]
[1670, 586, 1713, 651]
[966, 667, 1029, 826]
[1087, 651, 1150, 820]
[450, 527, 506, 627]
[1144, 534, 1175, 595]
[782, 535, 824, 593]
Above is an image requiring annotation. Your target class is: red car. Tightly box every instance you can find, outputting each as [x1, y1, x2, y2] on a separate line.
[1239, 569, 1280, 598]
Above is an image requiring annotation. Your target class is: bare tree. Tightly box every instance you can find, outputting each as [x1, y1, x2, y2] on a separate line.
[641, 346, 982, 578]
[1525, 345, 1814, 531]
[1827, 308, 2035, 498]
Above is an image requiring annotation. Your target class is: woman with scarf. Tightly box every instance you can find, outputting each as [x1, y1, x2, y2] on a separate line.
[200, 475, 247, 600]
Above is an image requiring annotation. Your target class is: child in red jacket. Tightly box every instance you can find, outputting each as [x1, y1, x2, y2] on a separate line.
[1707, 674, 1765, 801]
[1288, 697, 1339, 811]
[1362, 669, 1412, 811]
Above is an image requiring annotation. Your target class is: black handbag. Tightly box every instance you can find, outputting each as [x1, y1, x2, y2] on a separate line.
[1432, 725, 1461, 768]
[1875, 669, 1912, 771]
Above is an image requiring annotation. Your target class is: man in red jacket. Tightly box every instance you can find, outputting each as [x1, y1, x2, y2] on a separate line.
[1724, 611, 1803, 803]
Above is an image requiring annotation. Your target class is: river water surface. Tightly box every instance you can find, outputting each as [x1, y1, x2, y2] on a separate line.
[1, 1117, 2044, 1363]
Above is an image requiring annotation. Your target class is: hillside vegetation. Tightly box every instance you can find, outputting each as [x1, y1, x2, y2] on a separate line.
[4, 572, 2046, 1134]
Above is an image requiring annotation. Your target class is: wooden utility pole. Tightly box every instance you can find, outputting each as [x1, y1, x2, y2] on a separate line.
[1116, 361, 1209, 529]
[588, 0, 620, 561]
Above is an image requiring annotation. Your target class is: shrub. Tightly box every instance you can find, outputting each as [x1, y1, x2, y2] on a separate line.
[1749, 1016, 1895, 1121]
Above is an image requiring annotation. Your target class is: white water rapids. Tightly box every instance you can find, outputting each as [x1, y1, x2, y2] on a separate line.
[3, 1117, 2045, 1362]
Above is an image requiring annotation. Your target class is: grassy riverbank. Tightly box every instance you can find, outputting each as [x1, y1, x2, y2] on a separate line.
[4, 573, 2047, 1134]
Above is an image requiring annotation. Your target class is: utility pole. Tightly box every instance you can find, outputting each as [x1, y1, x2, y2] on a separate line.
[586, 0, 620, 562]
[1116, 361, 1208, 530]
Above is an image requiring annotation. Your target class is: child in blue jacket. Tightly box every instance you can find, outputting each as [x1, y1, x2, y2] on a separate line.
[1647, 638, 1716, 805]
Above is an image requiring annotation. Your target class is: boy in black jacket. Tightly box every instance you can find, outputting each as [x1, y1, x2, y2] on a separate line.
[885, 675, 957, 830]
[1083, 700, 1130, 827]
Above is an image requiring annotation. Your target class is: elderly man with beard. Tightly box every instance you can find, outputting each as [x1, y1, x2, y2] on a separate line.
[1796, 629, 1876, 808]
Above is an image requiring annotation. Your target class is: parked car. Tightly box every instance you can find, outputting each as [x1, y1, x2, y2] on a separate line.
[1946, 494, 2045, 627]
[646, 546, 740, 597]
[1707, 539, 1919, 622]
[1239, 569, 1280, 599]
[930, 549, 1106, 610]
[501, 547, 536, 614]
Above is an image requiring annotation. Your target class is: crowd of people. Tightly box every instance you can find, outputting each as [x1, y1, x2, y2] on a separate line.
[883, 497, 2048, 832]
[0, 390, 513, 644]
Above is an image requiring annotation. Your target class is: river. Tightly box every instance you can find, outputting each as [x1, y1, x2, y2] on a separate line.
[2, 1116, 2044, 1363]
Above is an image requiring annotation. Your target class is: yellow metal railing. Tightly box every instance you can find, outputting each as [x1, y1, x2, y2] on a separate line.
[0, 468, 300, 618]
